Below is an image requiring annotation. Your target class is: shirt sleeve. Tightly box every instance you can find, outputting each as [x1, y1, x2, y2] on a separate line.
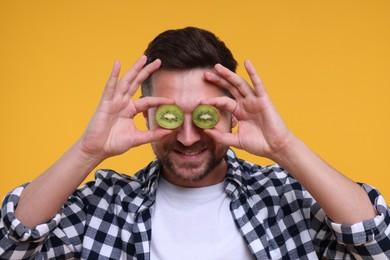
[0, 183, 91, 259]
[323, 183, 390, 258]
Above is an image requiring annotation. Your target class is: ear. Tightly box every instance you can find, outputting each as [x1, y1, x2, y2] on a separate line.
[143, 110, 150, 129]
[231, 114, 238, 128]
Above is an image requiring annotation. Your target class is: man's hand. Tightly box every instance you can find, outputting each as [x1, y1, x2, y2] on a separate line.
[15, 56, 174, 227]
[204, 61, 377, 224]
[80, 55, 173, 161]
[203, 60, 294, 160]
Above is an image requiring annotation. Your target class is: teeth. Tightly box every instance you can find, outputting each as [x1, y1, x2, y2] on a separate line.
[183, 151, 199, 156]
[177, 150, 203, 156]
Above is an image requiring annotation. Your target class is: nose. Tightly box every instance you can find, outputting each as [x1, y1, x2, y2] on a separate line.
[176, 114, 202, 146]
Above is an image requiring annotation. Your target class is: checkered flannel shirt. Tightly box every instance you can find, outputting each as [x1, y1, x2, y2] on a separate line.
[1, 149, 390, 259]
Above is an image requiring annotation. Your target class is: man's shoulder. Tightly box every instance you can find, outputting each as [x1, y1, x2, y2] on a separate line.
[94, 169, 143, 189]
[227, 151, 303, 195]
[240, 161, 299, 190]
[226, 150, 292, 181]
[83, 160, 159, 198]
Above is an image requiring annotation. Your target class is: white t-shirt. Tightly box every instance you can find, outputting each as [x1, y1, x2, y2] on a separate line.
[150, 177, 252, 260]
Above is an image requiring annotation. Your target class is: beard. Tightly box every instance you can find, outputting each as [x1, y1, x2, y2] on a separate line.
[151, 139, 228, 183]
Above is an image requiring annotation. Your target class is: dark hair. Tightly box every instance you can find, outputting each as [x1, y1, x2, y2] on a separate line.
[141, 27, 237, 96]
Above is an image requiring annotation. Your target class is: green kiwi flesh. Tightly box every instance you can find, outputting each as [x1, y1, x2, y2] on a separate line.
[155, 104, 184, 129]
[192, 105, 220, 129]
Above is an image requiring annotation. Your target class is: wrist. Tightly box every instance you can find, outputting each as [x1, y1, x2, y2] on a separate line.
[73, 139, 106, 171]
[267, 134, 302, 167]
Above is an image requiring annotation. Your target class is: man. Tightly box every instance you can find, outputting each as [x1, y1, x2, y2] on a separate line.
[0, 27, 389, 259]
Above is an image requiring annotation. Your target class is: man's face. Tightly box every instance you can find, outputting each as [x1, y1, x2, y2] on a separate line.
[147, 68, 232, 187]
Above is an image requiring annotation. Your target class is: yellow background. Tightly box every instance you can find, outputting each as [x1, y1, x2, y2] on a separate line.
[1, 1, 389, 201]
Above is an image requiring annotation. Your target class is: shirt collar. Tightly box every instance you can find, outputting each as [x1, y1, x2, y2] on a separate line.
[224, 149, 249, 198]
[140, 148, 249, 199]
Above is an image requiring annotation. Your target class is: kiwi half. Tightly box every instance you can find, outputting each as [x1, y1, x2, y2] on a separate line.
[192, 105, 220, 129]
[155, 104, 184, 129]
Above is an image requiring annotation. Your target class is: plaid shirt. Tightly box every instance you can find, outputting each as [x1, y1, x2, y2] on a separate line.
[1, 149, 389, 259]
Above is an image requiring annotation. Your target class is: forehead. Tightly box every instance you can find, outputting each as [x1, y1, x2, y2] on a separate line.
[151, 68, 225, 101]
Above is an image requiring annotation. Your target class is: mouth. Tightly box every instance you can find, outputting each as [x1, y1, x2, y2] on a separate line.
[172, 147, 208, 160]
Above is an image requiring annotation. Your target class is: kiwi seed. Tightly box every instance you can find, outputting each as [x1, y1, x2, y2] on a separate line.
[192, 105, 220, 129]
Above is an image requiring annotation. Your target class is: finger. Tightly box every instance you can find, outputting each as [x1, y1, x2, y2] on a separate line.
[203, 128, 240, 148]
[200, 96, 238, 115]
[127, 58, 162, 96]
[115, 55, 151, 96]
[132, 96, 175, 113]
[244, 59, 268, 97]
[214, 63, 254, 97]
[204, 71, 242, 99]
[101, 60, 121, 102]
[134, 129, 173, 147]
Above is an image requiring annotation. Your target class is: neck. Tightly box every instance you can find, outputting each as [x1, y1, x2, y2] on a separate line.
[162, 159, 228, 188]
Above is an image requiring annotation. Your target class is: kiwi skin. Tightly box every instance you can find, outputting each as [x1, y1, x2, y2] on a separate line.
[192, 105, 220, 129]
[155, 104, 184, 129]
